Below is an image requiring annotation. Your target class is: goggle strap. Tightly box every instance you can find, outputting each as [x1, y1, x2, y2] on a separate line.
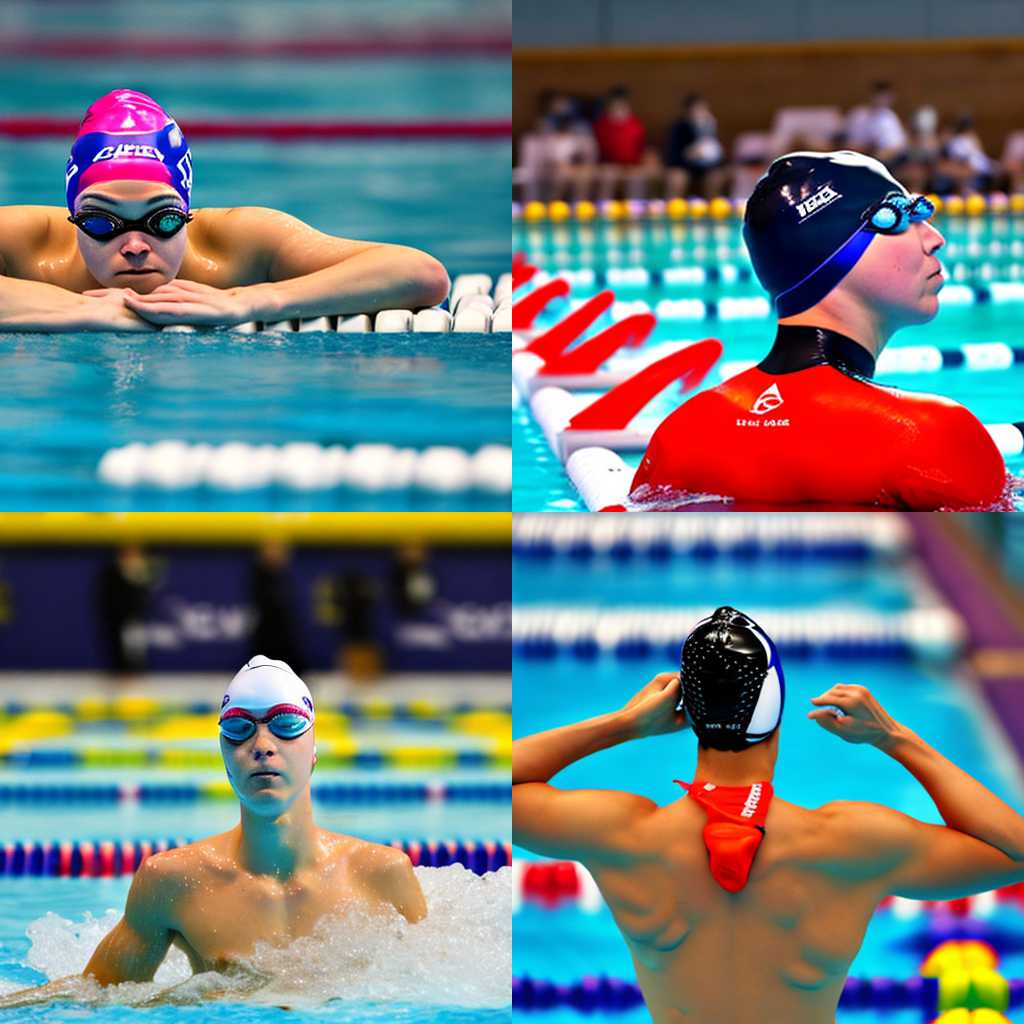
[775, 229, 875, 318]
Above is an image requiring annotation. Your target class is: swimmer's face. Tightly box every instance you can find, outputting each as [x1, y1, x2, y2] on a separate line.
[220, 718, 317, 817]
[839, 219, 946, 328]
[73, 180, 187, 292]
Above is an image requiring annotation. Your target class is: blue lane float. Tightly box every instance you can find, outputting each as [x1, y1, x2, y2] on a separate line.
[0, 780, 511, 804]
[0, 838, 511, 877]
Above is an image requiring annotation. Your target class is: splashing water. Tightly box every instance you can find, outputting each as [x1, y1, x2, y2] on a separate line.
[0, 866, 510, 1012]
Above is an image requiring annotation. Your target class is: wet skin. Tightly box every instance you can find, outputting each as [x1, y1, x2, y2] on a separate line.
[0, 180, 449, 330]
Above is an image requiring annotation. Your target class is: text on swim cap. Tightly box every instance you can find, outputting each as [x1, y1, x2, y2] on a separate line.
[795, 185, 842, 221]
[176, 152, 193, 194]
[92, 143, 165, 164]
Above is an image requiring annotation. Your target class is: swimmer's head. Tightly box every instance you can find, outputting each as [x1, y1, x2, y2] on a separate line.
[66, 90, 192, 213]
[680, 607, 785, 752]
[219, 656, 317, 816]
[743, 151, 944, 325]
[66, 91, 193, 290]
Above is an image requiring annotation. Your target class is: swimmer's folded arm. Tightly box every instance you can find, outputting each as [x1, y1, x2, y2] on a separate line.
[0, 208, 156, 334]
[122, 207, 450, 327]
[810, 684, 1024, 900]
[513, 673, 685, 861]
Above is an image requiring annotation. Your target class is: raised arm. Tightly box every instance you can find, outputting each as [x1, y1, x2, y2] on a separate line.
[513, 673, 686, 861]
[810, 683, 1024, 899]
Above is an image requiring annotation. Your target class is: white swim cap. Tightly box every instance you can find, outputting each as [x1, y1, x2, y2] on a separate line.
[221, 656, 315, 721]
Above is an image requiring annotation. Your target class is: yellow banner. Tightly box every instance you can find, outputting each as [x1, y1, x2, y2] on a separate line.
[0, 513, 510, 545]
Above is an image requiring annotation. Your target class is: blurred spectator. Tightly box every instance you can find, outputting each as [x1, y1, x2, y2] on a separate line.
[1002, 132, 1024, 194]
[97, 545, 153, 677]
[898, 105, 942, 194]
[514, 91, 597, 202]
[844, 81, 907, 165]
[593, 86, 659, 199]
[391, 543, 437, 618]
[664, 93, 728, 198]
[250, 540, 306, 678]
[331, 570, 382, 683]
[940, 113, 997, 194]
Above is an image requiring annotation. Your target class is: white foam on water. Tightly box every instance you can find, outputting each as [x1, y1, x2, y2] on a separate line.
[0, 865, 510, 1010]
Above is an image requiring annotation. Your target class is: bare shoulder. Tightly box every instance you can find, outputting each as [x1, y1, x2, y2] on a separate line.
[0, 206, 61, 271]
[327, 833, 411, 872]
[0, 205, 58, 232]
[136, 834, 229, 886]
[805, 800, 913, 870]
[193, 206, 320, 244]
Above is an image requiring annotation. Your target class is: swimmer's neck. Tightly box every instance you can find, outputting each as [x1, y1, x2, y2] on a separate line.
[693, 739, 778, 788]
[778, 299, 891, 360]
[235, 789, 321, 879]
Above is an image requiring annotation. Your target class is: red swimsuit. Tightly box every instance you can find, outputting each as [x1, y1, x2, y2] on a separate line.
[631, 326, 1006, 509]
[676, 778, 775, 893]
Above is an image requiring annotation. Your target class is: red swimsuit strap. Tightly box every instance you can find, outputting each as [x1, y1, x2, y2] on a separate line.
[674, 778, 775, 893]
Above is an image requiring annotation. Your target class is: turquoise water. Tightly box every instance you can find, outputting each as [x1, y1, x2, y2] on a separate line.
[512, 540, 1024, 1023]
[513, 215, 1024, 511]
[0, 793, 512, 843]
[0, 332, 509, 510]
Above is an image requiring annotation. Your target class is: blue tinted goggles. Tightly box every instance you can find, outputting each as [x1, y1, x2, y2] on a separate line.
[865, 192, 935, 235]
[219, 704, 312, 743]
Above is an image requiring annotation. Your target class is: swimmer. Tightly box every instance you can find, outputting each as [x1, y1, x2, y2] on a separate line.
[0, 656, 426, 1006]
[0, 90, 449, 332]
[513, 606, 1024, 1024]
[632, 151, 1006, 509]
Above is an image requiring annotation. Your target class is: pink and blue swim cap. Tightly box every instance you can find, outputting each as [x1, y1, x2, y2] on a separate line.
[65, 89, 192, 214]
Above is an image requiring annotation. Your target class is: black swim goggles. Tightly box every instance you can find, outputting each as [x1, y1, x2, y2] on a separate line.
[219, 704, 313, 743]
[68, 206, 192, 242]
[863, 192, 935, 235]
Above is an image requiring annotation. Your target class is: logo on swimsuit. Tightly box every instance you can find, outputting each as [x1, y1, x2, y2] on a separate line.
[750, 383, 783, 415]
[795, 184, 841, 221]
[741, 783, 763, 818]
[92, 143, 165, 164]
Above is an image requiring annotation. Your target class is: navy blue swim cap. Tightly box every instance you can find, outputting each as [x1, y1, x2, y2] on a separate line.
[680, 607, 785, 752]
[743, 151, 910, 318]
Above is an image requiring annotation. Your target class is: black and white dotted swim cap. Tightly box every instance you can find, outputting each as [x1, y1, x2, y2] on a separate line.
[680, 606, 785, 752]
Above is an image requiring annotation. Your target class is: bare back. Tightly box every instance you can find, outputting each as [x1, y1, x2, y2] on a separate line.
[588, 797, 886, 1024]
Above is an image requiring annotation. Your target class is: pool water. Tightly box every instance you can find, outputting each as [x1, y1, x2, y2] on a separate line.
[512, 536, 1024, 1023]
[513, 214, 1024, 511]
[0, 331, 509, 510]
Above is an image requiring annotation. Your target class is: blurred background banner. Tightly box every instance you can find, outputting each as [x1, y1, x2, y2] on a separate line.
[0, 513, 511, 673]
